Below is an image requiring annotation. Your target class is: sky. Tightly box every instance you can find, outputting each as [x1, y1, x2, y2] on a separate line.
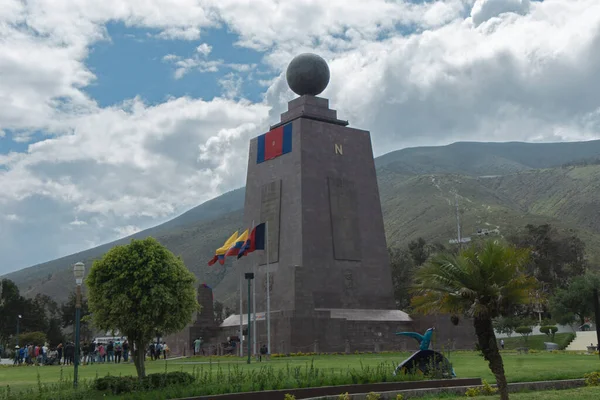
[1, 0, 600, 275]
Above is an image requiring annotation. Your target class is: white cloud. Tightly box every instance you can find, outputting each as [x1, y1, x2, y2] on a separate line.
[196, 43, 212, 56]
[0, 130, 5, 138]
[4, 214, 20, 222]
[69, 219, 87, 226]
[113, 225, 141, 237]
[156, 27, 202, 40]
[471, 0, 531, 27]
[2, 0, 600, 273]
[219, 73, 244, 99]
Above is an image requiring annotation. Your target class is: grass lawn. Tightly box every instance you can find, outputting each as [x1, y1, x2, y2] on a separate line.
[1, 351, 599, 394]
[420, 387, 600, 399]
[500, 333, 575, 351]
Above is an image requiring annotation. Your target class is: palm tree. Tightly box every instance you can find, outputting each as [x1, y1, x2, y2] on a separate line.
[411, 240, 537, 400]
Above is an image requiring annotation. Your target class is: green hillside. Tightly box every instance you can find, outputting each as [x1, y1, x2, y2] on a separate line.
[4, 140, 600, 305]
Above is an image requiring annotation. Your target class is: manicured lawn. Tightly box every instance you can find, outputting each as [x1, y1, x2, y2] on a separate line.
[1, 351, 599, 394]
[421, 387, 600, 399]
[500, 333, 575, 351]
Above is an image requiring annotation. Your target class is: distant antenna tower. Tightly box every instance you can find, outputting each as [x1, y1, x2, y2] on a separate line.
[448, 192, 471, 248]
[455, 193, 462, 248]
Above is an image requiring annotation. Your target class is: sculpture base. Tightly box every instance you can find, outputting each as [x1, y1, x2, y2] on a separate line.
[394, 350, 455, 378]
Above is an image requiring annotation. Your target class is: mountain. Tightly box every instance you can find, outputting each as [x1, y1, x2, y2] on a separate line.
[4, 140, 600, 305]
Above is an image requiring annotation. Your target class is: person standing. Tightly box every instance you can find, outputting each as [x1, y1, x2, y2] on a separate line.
[98, 344, 106, 362]
[107, 341, 114, 363]
[162, 342, 168, 359]
[42, 343, 48, 365]
[122, 340, 130, 363]
[56, 343, 63, 365]
[114, 341, 122, 363]
[500, 339, 505, 350]
[149, 343, 155, 361]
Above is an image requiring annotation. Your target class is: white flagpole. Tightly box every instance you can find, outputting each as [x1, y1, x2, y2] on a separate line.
[266, 220, 271, 355]
[251, 220, 257, 357]
[238, 263, 243, 358]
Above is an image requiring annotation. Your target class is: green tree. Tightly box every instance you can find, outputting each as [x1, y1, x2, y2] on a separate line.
[86, 237, 200, 378]
[514, 326, 533, 346]
[388, 247, 415, 310]
[214, 301, 224, 324]
[509, 224, 586, 291]
[60, 291, 93, 341]
[17, 331, 47, 346]
[411, 240, 537, 400]
[493, 316, 523, 337]
[540, 325, 558, 342]
[549, 273, 600, 326]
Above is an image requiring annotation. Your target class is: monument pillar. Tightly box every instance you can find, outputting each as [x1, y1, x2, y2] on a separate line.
[239, 53, 411, 353]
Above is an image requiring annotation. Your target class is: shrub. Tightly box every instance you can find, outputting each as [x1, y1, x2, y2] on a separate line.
[465, 380, 497, 397]
[515, 326, 533, 346]
[284, 394, 296, 400]
[584, 371, 600, 386]
[540, 325, 558, 341]
[338, 393, 351, 400]
[396, 395, 405, 400]
[480, 380, 498, 395]
[92, 372, 196, 394]
[366, 393, 381, 400]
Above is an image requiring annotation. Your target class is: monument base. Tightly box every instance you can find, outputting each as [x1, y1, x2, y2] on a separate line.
[218, 308, 413, 354]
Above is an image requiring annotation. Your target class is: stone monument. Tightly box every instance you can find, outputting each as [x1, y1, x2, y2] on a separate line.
[164, 283, 218, 356]
[233, 53, 412, 354]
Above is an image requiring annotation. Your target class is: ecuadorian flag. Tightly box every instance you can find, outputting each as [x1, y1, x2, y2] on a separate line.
[256, 123, 292, 164]
[225, 229, 248, 258]
[237, 223, 266, 259]
[207, 231, 239, 266]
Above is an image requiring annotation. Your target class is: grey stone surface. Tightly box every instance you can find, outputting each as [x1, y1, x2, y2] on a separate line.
[273, 95, 348, 129]
[259, 180, 281, 264]
[286, 53, 330, 96]
[328, 177, 361, 261]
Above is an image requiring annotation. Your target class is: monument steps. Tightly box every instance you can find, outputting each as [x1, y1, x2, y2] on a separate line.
[565, 331, 598, 351]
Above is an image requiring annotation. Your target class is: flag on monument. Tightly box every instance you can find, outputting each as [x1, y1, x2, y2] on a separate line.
[237, 222, 266, 259]
[207, 231, 239, 266]
[225, 229, 248, 258]
[256, 123, 293, 164]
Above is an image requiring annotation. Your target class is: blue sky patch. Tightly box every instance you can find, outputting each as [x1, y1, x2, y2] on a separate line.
[85, 22, 269, 107]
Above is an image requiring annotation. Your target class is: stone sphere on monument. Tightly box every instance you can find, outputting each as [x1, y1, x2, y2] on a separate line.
[286, 53, 330, 96]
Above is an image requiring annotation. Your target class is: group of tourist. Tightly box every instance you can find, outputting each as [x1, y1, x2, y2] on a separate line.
[11, 339, 138, 366]
[148, 342, 170, 360]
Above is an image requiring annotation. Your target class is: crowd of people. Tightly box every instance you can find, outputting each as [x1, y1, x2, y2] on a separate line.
[12, 339, 171, 366]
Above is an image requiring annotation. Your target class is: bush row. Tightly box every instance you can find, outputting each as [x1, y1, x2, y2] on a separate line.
[92, 371, 195, 394]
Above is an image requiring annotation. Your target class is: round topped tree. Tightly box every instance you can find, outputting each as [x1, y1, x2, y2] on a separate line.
[286, 53, 330, 96]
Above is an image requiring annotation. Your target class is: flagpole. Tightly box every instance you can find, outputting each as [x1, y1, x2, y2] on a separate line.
[266, 220, 271, 356]
[251, 221, 257, 358]
[239, 263, 243, 358]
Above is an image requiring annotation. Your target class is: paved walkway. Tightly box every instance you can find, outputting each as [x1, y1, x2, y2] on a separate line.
[0, 358, 14, 365]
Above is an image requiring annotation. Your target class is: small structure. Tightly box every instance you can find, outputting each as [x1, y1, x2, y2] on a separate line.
[544, 342, 559, 351]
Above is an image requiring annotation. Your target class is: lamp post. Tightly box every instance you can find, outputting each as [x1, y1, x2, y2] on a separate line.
[16, 315, 22, 347]
[73, 262, 85, 388]
[244, 272, 254, 364]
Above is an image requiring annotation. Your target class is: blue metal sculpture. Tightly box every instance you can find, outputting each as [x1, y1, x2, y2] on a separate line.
[394, 327, 455, 378]
[396, 327, 434, 351]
